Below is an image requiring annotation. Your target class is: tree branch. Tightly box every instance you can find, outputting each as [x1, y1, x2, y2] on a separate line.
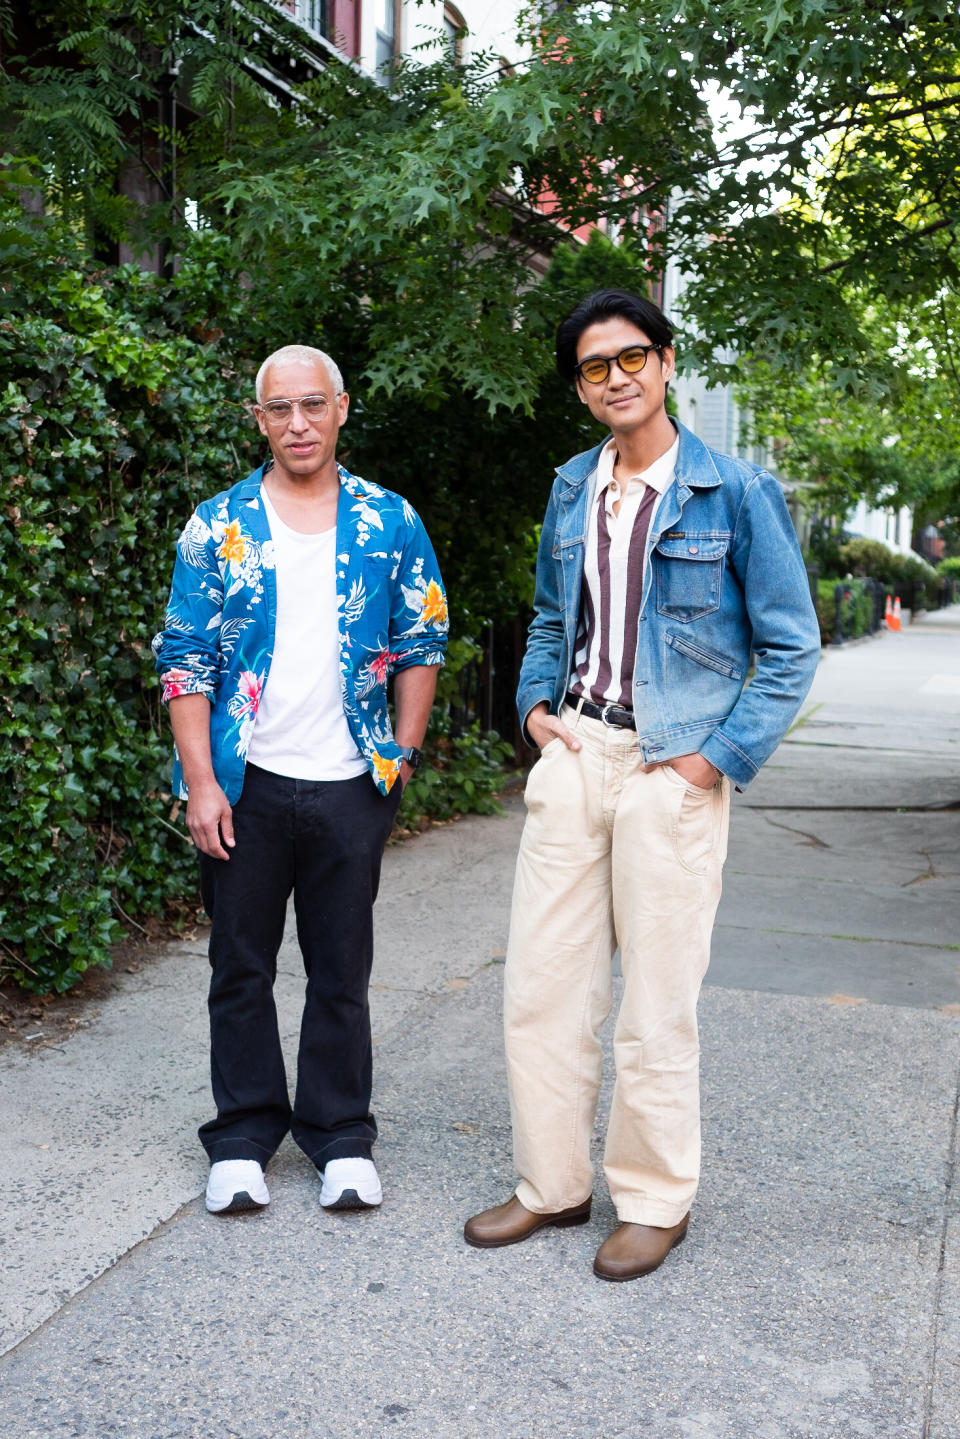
[817, 215, 958, 276]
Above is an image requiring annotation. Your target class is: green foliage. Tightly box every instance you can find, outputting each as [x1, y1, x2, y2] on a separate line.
[397, 720, 516, 828]
[814, 537, 946, 638]
[6, 1, 960, 523]
[341, 229, 641, 630]
[737, 295, 960, 521]
[814, 580, 838, 644]
[8, 1, 958, 422]
[814, 577, 878, 644]
[938, 556, 960, 578]
[804, 523, 845, 580]
[835, 537, 937, 586]
[0, 190, 259, 991]
[395, 634, 517, 826]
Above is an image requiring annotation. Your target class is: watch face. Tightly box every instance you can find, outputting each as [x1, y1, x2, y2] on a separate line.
[402, 746, 423, 770]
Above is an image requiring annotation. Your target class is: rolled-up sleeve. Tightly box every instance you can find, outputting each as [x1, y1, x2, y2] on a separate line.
[388, 510, 448, 672]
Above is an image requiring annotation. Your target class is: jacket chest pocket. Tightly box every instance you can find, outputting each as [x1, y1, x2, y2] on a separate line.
[553, 536, 584, 589]
[654, 535, 729, 623]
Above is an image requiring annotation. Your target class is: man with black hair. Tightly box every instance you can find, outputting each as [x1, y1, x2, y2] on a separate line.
[464, 290, 820, 1279]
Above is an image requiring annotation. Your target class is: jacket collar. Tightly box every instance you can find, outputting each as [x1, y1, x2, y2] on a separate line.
[238, 464, 267, 500]
[239, 460, 376, 499]
[555, 419, 722, 496]
[236, 463, 383, 556]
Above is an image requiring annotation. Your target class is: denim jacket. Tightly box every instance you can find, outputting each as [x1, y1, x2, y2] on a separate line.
[153, 464, 448, 800]
[517, 420, 820, 788]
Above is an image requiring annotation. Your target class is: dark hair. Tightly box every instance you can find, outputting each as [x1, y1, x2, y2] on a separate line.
[555, 289, 675, 381]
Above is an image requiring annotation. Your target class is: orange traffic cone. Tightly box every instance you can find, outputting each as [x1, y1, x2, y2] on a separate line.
[884, 594, 893, 629]
[890, 596, 902, 632]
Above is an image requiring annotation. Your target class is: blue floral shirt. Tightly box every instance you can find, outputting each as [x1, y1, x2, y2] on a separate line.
[152, 464, 448, 799]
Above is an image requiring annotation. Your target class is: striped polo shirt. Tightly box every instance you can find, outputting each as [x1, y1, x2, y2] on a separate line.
[569, 434, 678, 708]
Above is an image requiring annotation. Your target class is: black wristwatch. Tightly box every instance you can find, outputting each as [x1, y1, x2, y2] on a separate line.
[398, 745, 423, 772]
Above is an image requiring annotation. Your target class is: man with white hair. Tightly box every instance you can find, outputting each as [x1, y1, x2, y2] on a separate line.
[154, 345, 447, 1215]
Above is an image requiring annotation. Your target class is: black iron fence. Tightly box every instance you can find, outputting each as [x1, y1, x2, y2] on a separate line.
[896, 577, 960, 614]
[828, 577, 887, 646]
[823, 573, 959, 645]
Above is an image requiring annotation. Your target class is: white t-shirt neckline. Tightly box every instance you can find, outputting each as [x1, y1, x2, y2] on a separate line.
[244, 486, 367, 782]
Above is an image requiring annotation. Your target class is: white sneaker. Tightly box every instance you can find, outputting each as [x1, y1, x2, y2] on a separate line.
[205, 1159, 270, 1214]
[318, 1157, 382, 1209]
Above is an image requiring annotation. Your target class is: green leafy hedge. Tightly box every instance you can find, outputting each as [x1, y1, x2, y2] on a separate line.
[814, 578, 878, 645]
[835, 537, 938, 588]
[0, 204, 262, 990]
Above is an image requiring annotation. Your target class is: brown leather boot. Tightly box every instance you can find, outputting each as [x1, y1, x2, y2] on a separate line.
[464, 1194, 592, 1249]
[593, 1214, 689, 1281]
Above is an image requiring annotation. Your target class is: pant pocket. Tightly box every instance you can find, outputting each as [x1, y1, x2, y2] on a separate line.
[669, 782, 721, 876]
[659, 761, 717, 797]
[523, 738, 568, 808]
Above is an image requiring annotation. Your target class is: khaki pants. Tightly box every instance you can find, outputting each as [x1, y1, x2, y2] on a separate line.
[505, 704, 730, 1227]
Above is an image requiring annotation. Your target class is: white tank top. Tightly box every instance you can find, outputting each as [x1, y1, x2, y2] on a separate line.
[246, 487, 367, 781]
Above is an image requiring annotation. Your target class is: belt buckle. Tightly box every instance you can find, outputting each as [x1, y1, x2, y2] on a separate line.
[600, 703, 620, 728]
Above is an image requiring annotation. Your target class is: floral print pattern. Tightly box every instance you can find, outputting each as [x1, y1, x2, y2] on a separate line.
[218, 518, 247, 566]
[159, 666, 197, 699]
[371, 752, 403, 793]
[355, 645, 400, 702]
[226, 668, 265, 759]
[153, 464, 447, 801]
[419, 579, 448, 626]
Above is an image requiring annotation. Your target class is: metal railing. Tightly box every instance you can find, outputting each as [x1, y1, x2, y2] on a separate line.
[830, 577, 886, 645]
[830, 574, 959, 644]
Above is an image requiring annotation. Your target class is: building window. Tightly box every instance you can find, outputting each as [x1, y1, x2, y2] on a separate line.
[443, 3, 466, 62]
[376, 0, 401, 74]
[293, 0, 327, 37]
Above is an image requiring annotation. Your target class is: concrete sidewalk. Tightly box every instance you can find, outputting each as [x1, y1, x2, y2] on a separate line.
[1, 614, 959, 1437]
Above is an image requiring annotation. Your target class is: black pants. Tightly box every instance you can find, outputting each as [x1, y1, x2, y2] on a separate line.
[198, 763, 401, 1168]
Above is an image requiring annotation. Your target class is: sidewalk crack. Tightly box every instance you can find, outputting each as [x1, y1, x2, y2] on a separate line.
[763, 814, 831, 849]
[903, 851, 937, 887]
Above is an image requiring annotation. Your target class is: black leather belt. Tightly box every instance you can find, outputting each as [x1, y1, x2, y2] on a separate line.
[565, 691, 636, 730]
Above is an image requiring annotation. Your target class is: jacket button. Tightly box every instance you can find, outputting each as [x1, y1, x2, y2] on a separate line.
[689, 545, 698, 554]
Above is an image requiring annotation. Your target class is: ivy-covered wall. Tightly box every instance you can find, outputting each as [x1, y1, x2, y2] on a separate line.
[1, 206, 267, 991]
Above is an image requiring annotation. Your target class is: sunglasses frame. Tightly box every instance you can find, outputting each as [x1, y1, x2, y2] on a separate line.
[574, 344, 662, 385]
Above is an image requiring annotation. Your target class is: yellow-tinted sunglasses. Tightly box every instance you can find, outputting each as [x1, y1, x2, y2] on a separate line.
[574, 344, 662, 385]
